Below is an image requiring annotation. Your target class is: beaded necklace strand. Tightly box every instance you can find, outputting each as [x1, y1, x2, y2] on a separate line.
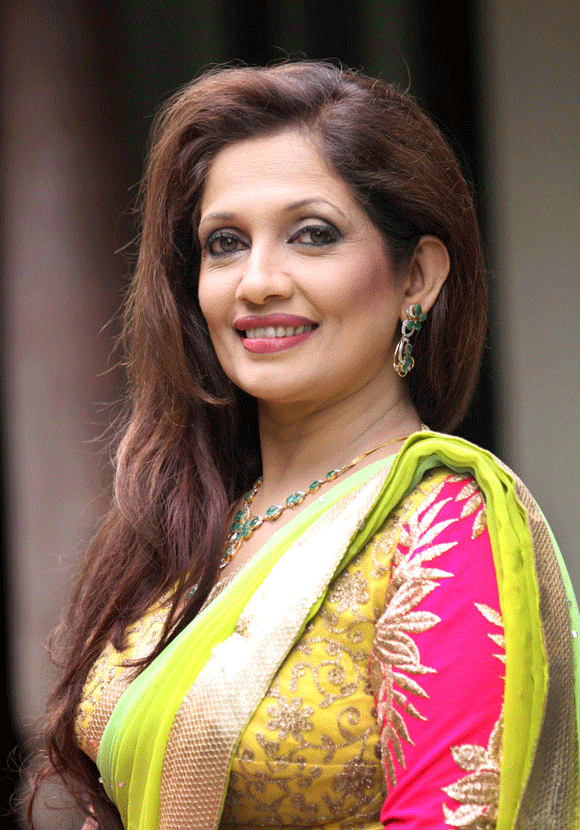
[222, 432, 412, 569]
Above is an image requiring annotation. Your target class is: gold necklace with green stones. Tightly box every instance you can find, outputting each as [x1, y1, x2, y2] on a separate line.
[222, 432, 413, 569]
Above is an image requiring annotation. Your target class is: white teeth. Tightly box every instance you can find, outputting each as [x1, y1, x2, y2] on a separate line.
[244, 324, 314, 339]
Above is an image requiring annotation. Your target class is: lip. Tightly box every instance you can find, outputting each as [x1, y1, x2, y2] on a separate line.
[241, 329, 316, 354]
[234, 314, 318, 355]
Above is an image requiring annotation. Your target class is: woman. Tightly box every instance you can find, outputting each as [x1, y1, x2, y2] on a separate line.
[29, 62, 580, 829]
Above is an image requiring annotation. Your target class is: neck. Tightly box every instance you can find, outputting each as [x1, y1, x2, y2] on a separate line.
[256, 384, 420, 498]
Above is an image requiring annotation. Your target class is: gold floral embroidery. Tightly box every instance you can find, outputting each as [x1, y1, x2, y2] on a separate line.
[327, 569, 370, 613]
[368, 507, 407, 581]
[333, 757, 379, 798]
[442, 603, 504, 828]
[455, 479, 487, 539]
[370, 476, 468, 790]
[266, 681, 315, 741]
[292, 636, 368, 709]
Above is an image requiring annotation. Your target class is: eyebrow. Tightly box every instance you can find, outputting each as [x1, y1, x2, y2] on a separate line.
[285, 198, 347, 218]
[198, 197, 347, 230]
[198, 211, 236, 225]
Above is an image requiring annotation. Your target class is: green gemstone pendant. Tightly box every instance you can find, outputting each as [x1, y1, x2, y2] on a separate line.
[231, 510, 245, 531]
[285, 491, 305, 507]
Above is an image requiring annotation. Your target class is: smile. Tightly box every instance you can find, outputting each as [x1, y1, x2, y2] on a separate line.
[244, 324, 316, 339]
[238, 324, 317, 354]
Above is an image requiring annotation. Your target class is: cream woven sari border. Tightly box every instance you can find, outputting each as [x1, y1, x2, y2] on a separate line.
[513, 478, 579, 829]
[157, 466, 391, 830]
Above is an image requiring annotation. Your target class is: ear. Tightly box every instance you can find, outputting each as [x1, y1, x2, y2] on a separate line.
[399, 235, 450, 319]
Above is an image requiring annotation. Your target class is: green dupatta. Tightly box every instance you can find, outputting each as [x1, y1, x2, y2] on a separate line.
[97, 432, 580, 829]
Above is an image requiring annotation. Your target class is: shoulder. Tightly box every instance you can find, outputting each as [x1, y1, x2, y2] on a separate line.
[389, 430, 532, 532]
[392, 465, 487, 543]
[397, 430, 519, 493]
[362, 466, 489, 595]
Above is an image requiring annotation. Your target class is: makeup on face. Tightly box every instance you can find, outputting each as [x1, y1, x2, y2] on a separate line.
[197, 129, 407, 409]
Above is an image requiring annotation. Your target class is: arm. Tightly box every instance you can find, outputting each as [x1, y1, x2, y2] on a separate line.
[371, 474, 504, 828]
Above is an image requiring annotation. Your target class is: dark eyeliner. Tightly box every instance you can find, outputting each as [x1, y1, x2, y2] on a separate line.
[289, 223, 341, 246]
[203, 229, 243, 257]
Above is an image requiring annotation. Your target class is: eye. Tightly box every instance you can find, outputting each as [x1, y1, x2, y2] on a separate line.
[203, 230, 246, 257]
[290, 224, 341, 247]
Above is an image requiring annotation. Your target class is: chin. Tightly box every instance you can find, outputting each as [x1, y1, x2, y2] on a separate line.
[229, 370, 307, 399]
[231, 379, 315, 409]
[246, 386, 311, 406]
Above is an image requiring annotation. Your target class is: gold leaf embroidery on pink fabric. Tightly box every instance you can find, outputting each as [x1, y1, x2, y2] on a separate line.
[371, 480, 458, 790]
[454, 478, 487, 540]
[475, 603, 506, 665]
[470, 505, 487, 540]
[442, 603, 504, 828]
[456, 480, 479, 500]
[447, 473, 469, 483]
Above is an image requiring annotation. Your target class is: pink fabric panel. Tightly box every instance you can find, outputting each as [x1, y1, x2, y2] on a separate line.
[379, 476, 504, 828]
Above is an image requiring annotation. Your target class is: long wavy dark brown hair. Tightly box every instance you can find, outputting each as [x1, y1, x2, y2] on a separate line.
[27, 60, 487, 827]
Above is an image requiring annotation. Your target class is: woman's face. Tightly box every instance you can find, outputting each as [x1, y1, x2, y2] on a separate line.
[197, 129, 409, 414]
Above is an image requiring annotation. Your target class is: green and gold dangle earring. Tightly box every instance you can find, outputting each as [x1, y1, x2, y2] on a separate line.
[393, 304, 426, 377]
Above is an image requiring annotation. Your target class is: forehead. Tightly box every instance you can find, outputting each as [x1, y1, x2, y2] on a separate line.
[200, 129, 357, 215]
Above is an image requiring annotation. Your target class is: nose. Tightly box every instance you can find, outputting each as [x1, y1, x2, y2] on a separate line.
[235, 243, 293, 305]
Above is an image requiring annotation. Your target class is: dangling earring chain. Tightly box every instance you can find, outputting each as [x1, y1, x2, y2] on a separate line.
[222, 432, 413, 569]
[393, 303, 427, 377]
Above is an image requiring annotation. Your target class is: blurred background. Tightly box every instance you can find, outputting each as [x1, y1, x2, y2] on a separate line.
[1, 0, 578, 825]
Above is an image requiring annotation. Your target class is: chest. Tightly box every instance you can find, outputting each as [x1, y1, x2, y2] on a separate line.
[219, 539, 395, 827]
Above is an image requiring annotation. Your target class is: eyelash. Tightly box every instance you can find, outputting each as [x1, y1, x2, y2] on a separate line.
[203, 230, 243, 257]
[202, 223, 341, 257]
[289, 224, 341, 246]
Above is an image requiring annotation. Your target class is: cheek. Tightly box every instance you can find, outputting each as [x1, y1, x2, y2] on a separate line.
[196, 275, 209, 319]
[197, 278, 222, 331]
[344, 269, 402, 351]
[346, 265, 397, 317]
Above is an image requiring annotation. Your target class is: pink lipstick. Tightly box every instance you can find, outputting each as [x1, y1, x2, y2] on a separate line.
[234, 314, 318, 354]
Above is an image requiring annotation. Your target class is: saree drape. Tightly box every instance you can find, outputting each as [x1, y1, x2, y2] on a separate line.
[92, 432, 580, 829]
